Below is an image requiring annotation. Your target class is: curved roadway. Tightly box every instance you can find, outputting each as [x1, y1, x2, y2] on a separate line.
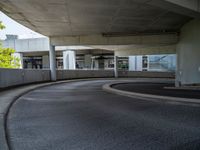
[7, 79, 200, 150]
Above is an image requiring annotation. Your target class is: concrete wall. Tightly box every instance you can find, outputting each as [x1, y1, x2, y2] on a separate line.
[0, 69, 50, 88]
[57, 70, 114, 80]
[118, 71, 175, 78]
[0, 69, 174, 88]
[3, 38, 49, 52]
[176, 20, 200, 85]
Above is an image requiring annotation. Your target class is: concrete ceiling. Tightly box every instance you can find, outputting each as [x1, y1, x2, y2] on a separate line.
[0, 0, 192, 37]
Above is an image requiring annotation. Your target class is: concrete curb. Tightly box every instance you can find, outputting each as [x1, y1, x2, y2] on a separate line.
[102, 82, 200, 104]
[0, 78, 115, 150]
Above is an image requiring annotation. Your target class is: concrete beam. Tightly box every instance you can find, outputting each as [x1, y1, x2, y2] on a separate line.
[50, 34, 178, 46]
[115, 45, 176, 56]
[149, 0, 200, 18]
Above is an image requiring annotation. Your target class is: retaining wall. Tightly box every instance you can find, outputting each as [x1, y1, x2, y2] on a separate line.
[0, 69, 175, 88]
[57, 70, 114, 80]
[0, 69, 50, 88]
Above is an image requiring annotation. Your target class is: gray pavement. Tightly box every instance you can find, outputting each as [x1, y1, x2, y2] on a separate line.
[7, 80, 200, 150]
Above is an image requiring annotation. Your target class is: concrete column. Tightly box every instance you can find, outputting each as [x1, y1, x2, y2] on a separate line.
[129, 56, 143, 71]
[98, 59, 105, 69]
[129, 56, 136, 71]
[49, 45, 56, 81]
[42, 55, 49, 69]
[13, 52, 23, 69]
[176, 19, 200, 86]
[63, 50, 76, 70]
[114, 56, 118, 78]
[84, 54, 92, 69]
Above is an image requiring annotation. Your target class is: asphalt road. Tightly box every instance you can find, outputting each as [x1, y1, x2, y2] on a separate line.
[7, 80, 200, 150]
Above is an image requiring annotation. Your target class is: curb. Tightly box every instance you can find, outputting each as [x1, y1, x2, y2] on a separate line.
[0, 78, 115, 150]
[102, 82, 200, 104]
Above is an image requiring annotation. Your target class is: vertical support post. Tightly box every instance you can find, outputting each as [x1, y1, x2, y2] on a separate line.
[175, 52, 181, 87]
[49, 44, 57, 81]
[84, 54, 92, 69]
[63, 50, 76, 70]
[114, 56, 118, 78]
[13, 52, 23, 69]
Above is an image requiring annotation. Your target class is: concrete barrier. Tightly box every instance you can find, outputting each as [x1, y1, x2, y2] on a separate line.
[57, 70, 114, 80]
[0, 68, 175, 88]
[118, 71, 175, 78]
[0, 68, 50, 88]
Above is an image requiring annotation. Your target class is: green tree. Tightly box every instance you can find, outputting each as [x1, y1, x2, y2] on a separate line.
[0, 21, 20, 68]
[0, 21, 5, 30]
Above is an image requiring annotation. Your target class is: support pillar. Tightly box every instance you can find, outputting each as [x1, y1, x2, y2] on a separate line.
[114, 56, 118, 78]
[176, 20, 200, 86]
[42, 55, 49, 69]
[63, 50, 76, 70]
[84, 54, 92, 69]
[98, 59, 105, 69]
[13, 52, 23, 69]
[49, 44, 57, 81]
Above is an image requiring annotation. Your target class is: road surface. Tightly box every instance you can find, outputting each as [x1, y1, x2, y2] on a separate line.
[7, 80, 200, 150]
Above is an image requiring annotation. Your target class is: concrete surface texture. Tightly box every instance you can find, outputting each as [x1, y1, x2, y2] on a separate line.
[6, 79, 200, 150]
[0, 69, 50, 88]
[176, 19, 200, 85]
[0, 0, 193, 37]
[3, 38, 49, 53]
[50, 34, 178, 47]
[2, 35, 177, 55]
[0, 68, 174, 88]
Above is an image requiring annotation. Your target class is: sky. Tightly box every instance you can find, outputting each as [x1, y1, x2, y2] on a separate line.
[0, 11, 45, 40]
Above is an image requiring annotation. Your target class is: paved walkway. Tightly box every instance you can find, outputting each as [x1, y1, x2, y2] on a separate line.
[7, 80, 200, 150]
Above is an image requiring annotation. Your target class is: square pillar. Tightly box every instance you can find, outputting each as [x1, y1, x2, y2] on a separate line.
[63, 50, 76, 70]
[13, 52, 23, 69]
[49, 44, 57, 81]
[114, 56, 118, 78]
[42, 55, 49, 69]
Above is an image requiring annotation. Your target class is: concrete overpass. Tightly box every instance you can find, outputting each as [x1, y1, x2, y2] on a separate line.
[0, 0, 200, 85]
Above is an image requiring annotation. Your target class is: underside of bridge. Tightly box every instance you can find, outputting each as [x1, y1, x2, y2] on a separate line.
[0, 0, 194, 36]
[0, 0, 200, 86]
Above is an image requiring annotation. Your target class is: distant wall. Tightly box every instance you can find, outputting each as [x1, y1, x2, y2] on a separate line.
[57, 70, 114, 80]
[0, 69, 174, 88]
[3, 38, 49, 52]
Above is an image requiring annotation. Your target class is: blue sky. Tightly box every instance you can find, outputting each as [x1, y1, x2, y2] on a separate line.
[0, 11, 45, 40]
